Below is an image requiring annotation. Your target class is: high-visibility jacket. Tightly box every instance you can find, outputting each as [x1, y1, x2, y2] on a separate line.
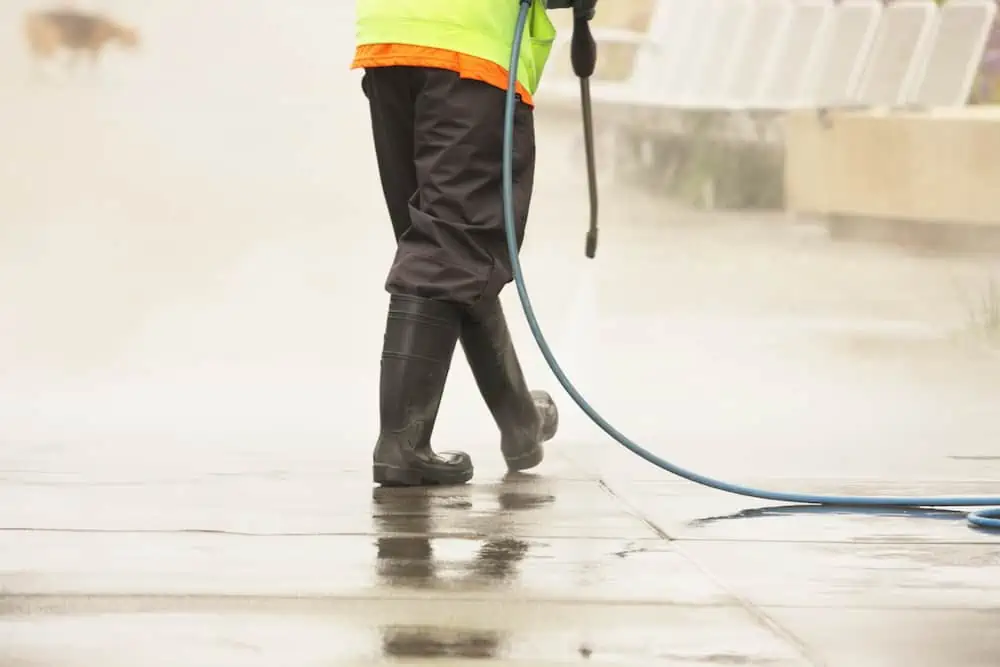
[351, 0, 557, 106]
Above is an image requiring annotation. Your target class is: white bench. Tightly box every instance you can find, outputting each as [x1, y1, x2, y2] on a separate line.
[545, 0, 994, 112]
[802, 0, 884, 108]
[854, 0, 940, 106]
[758, 0, 837, 108]
[911, 0, 998, 107]
[540, 0, 997, 192]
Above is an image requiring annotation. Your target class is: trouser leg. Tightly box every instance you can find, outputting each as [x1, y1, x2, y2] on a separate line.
[363, 67, 472, 486]
[381, 67, 536, 307]
[362, 66, 419, 242]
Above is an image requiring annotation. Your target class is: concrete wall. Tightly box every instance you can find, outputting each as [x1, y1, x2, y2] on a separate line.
[784, 108, 1000, 227]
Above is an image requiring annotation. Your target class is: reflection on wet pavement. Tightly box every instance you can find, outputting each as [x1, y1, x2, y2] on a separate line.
[373, 486, 533, 660]
[372, 483, 540, 591]
[380, 625, 505, 660]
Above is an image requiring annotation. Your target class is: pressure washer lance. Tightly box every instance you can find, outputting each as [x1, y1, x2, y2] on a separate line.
[570, 6, 600, 259]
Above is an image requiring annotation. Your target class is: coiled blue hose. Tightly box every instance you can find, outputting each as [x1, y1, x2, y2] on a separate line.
[502, 1, 1000, 532]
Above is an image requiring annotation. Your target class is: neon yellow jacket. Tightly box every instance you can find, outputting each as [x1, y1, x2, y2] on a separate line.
[354, 0, 557, 95]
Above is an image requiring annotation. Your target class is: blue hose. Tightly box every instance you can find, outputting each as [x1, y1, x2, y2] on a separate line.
[502, 2, 1000, 532]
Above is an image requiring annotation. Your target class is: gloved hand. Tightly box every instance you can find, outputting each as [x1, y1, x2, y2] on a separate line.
[546, 0, 597, 20]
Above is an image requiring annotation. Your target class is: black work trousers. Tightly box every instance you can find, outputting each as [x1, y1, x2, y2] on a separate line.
[362, 66, 536, 307]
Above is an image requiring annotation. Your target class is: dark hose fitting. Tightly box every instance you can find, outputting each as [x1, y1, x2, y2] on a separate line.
[570, 16, 597, 79]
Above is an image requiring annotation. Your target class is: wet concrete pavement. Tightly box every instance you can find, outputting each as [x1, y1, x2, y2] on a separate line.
[2, 2, 1000, 664]
[3, 456, 1000, 666]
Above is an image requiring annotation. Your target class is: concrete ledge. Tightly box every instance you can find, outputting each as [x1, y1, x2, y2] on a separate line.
[785, 107, 1000, 227]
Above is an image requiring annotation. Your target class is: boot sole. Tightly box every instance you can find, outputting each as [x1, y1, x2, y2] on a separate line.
[373, 463, 474, 487]
[503, 443, 544, 473]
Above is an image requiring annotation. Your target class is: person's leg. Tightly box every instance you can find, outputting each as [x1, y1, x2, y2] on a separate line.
[363, 67, 472, 486]
[385, 69, 534, 305]
[363, 67, 419, 241]
[460, 299, 558, 471]
[389, 69, 558, 472]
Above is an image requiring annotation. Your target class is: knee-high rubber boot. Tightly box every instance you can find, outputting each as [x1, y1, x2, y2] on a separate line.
[372, 294, 474, 486]
[460, 298, 558, 472]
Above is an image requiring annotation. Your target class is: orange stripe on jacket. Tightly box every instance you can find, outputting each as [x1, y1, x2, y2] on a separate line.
[352, 43, 534, 107]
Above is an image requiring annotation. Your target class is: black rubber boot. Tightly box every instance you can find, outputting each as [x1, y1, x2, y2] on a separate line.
[372, 294, 474, 486]
[460, 298, 558, 472]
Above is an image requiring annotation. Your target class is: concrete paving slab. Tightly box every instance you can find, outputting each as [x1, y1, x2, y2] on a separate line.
[764, 607, 1000, 667]
[0, 468, 660, 540]
[0, 605, 813, 666]
[675, 540, 1000, 610]
[604, 479, 1000, 543]
[0, 531, 717, 603]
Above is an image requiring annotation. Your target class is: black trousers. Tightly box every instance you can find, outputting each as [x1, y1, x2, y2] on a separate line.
[362, 66, 536, 307]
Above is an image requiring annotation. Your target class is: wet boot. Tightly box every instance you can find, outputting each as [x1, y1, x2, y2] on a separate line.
[372, 294, 474, 487]
[460, 298, 558, 472]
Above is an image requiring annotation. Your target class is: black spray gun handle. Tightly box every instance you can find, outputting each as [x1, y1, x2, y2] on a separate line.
[570, 3, 597, 77]
[571, 3, 599, 259]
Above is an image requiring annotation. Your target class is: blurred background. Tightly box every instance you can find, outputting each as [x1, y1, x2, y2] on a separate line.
[1, 0, 999, 475]
[0, 0, 385, 445]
